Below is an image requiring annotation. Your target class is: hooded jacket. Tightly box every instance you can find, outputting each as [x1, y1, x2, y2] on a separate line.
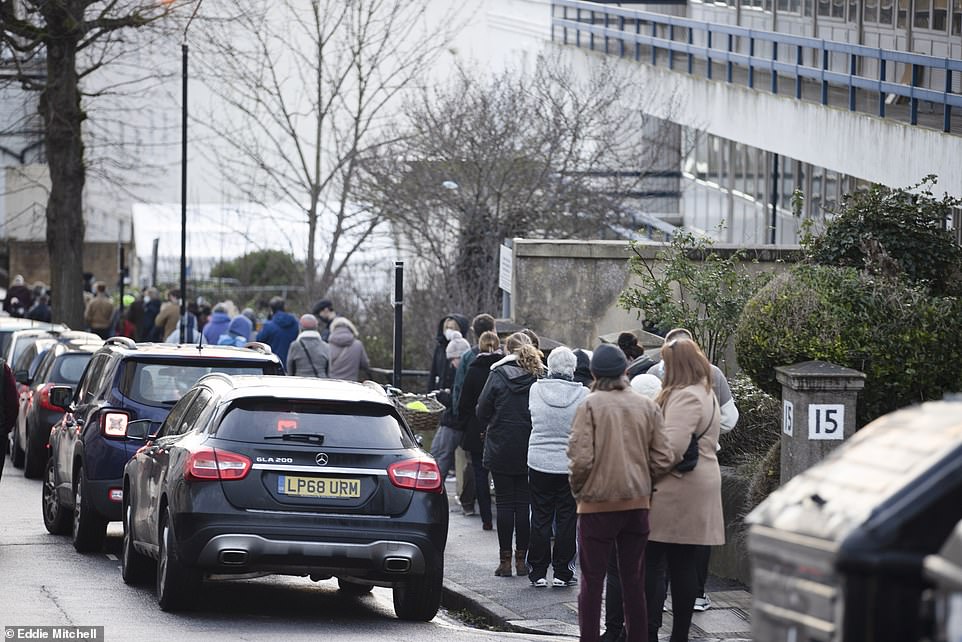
[528, 377, 589, 474]
[457, 351, 502, 453]
[287, 330, 330, 378]
[327, 318, 370, 381]
[256, 310, 299, 365]
[476, 354, 539, 475]
[428, 313, 470, 391]
[218, 315, 253, 347]
[202, 310, 232, 344]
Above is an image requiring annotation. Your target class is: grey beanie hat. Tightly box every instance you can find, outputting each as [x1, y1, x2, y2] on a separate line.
[446, 333, 471, 359]
[547, 346, 577, 379]
[590, 343, 628, 378]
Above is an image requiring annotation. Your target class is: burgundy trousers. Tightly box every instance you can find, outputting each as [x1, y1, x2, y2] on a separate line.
[577, 509, 650, 642]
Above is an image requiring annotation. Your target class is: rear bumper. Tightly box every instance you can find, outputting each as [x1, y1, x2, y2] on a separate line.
[87, 477, 124, 521]
[173, 505, 447, 582]
[197, 534, 426, 575]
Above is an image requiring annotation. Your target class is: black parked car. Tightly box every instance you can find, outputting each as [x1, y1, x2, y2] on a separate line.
[121, 375, 448, 619]
[43, 338, 284, 554]
[13, 339, 103, 478]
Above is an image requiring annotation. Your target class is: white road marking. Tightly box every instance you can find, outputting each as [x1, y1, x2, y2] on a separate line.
[105, 553, 118, 561]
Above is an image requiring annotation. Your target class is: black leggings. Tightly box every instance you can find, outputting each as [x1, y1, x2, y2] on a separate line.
[646, 541, 700, 642]
[491, 472, 530, 552]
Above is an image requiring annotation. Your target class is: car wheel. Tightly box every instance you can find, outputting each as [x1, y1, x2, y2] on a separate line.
[42, 458, 71, 535]
[23, 424, 47, 479]
[71, 465, 107, 553]
[10, 429, 25, 469]
[337, 578, 374, 595]
[156, 508, 200, 611]
[392, 565, 443, 622]
[121, 499, 153, 585]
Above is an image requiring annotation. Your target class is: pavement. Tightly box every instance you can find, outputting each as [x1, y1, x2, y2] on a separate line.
[440, 477, 753, 641]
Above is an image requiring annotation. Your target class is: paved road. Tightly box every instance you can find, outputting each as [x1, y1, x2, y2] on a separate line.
[0, 457, 564, 642]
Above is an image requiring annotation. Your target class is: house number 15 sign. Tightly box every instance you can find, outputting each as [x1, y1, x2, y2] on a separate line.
[808, 404, 844, 440]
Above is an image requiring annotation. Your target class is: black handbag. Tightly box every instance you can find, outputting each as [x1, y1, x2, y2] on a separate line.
[674, 396, 716, 473]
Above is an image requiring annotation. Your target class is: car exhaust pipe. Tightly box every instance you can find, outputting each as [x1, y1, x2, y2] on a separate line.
[219, 549, 249, 566]
[383, 557, 411, 573]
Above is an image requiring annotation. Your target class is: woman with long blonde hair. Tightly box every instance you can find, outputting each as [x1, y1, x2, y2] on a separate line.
[476, 332, 545, 576]
[646, 338, 724, 642]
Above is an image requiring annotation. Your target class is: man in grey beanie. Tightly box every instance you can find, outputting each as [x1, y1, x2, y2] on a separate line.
[567, 343, 674, 642]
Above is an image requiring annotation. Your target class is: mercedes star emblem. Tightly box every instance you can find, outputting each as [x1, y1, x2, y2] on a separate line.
[315, 453, 329, 466]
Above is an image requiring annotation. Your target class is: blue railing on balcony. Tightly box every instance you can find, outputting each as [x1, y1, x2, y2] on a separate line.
[552, 0, 962, 133]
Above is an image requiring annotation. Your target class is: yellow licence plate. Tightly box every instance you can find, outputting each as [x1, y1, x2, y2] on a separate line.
[277, 475, 361, 498]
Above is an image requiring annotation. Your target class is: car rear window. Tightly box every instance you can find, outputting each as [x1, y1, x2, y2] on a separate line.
[50, 353, 94, 385]
[121, 360, 276, 406]
[214, 398, 414, 449]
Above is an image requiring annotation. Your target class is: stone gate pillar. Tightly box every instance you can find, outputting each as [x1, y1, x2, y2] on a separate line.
[775, 360, 866, 483]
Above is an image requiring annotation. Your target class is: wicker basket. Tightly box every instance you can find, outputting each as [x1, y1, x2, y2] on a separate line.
[392, 393, 445, 451]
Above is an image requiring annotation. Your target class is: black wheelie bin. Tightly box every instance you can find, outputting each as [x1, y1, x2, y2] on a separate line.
[747, 399, 962, 642]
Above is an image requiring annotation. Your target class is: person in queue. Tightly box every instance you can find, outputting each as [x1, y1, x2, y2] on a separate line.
[646, 338, 725, 642]
[567, 344, 673, 642]
[476, 332, 544, 577]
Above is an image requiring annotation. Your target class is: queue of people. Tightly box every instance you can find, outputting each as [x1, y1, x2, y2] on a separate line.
[438, 318, 735, 642]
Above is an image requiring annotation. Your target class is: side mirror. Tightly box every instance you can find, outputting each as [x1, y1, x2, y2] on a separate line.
[126, 419, 161, 441]
[48, 386, 74, 411]
[14, 369, 30, 386]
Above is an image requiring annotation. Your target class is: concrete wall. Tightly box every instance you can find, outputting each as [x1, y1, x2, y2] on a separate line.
[509, 238, 799, 352]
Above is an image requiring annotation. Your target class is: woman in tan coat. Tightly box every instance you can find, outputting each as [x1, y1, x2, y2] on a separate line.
[646, 338, 724, 642]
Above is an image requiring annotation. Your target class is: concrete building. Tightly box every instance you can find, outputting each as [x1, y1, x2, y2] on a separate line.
[434, 0, 962, 245]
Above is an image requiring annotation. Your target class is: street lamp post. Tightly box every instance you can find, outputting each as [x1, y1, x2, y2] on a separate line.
[178, 0, 204, 343]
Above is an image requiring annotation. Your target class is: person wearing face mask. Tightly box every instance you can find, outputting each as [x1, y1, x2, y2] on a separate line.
[428, 314, 470, 391]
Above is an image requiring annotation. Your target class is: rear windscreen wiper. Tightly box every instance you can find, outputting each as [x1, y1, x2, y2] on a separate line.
[263, 433, 325, 444]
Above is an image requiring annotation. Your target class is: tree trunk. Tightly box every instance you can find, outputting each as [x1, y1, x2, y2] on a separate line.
[41, 9, 86, 329]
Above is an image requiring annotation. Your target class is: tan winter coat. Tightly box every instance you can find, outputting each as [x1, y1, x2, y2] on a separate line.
[84, 294, 114, 330]
[567, 387, 674, 514]
[649, 383, 725, 545]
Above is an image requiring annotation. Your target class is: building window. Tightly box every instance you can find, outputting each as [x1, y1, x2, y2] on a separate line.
[880, 0, 895, 23]
[915, 0, 932, 28]
[898, 0, 910, 27]
[865, 0, 879, 21]
[848, 0, 859, 20]
[953, 0, 962, 32]
[818, 0, 831, 16]
[832, 0, 846, 19]
[933, 0, 949, 30]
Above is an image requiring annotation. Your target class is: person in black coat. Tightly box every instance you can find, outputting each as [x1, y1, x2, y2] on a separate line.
[476, 332, 545, 577]
[458, 331, 502, 532]
[428, 313, 469, 391]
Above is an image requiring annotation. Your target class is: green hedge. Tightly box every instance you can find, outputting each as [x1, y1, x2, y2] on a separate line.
[735, 264, 962, 427]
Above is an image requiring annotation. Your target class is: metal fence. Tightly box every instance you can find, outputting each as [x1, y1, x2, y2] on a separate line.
[552, 0, 962, 133]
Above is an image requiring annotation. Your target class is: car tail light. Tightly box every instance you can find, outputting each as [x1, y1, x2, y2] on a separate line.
[108, 488, 123, 503]
[387, 459, 443, 493]
[101, 411, 130, 438]
[38, 384, 63, 412]
[185, 447, 251, 482]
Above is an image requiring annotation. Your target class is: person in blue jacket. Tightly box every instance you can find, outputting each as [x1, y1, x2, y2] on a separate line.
[255, 297, 299, 365]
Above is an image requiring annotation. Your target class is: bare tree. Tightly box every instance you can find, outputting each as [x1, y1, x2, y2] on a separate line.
[194, 0, 459, 304]
[358, 56, 676, 316]
[0, 1, 178, 327]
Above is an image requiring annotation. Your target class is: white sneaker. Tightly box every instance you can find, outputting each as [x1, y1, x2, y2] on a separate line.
[531, 578, 548, 588]
[693, 595, 711, 611]
[552, 577, 577, 587]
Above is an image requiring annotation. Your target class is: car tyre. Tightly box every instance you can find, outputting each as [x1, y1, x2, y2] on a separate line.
[392, 564, 443, 622]
[10, 429, 25, 469]
[72, 464, 107, 553]
[42, 458, 71, 535]
[337, 578, 374, 595]
[157, 508, 200, 611]
[121, 498, 153, 585]
[23, 424, 47, 479]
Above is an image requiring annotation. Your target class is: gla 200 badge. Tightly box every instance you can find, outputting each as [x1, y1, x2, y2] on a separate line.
[315, 453, 329, 466]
